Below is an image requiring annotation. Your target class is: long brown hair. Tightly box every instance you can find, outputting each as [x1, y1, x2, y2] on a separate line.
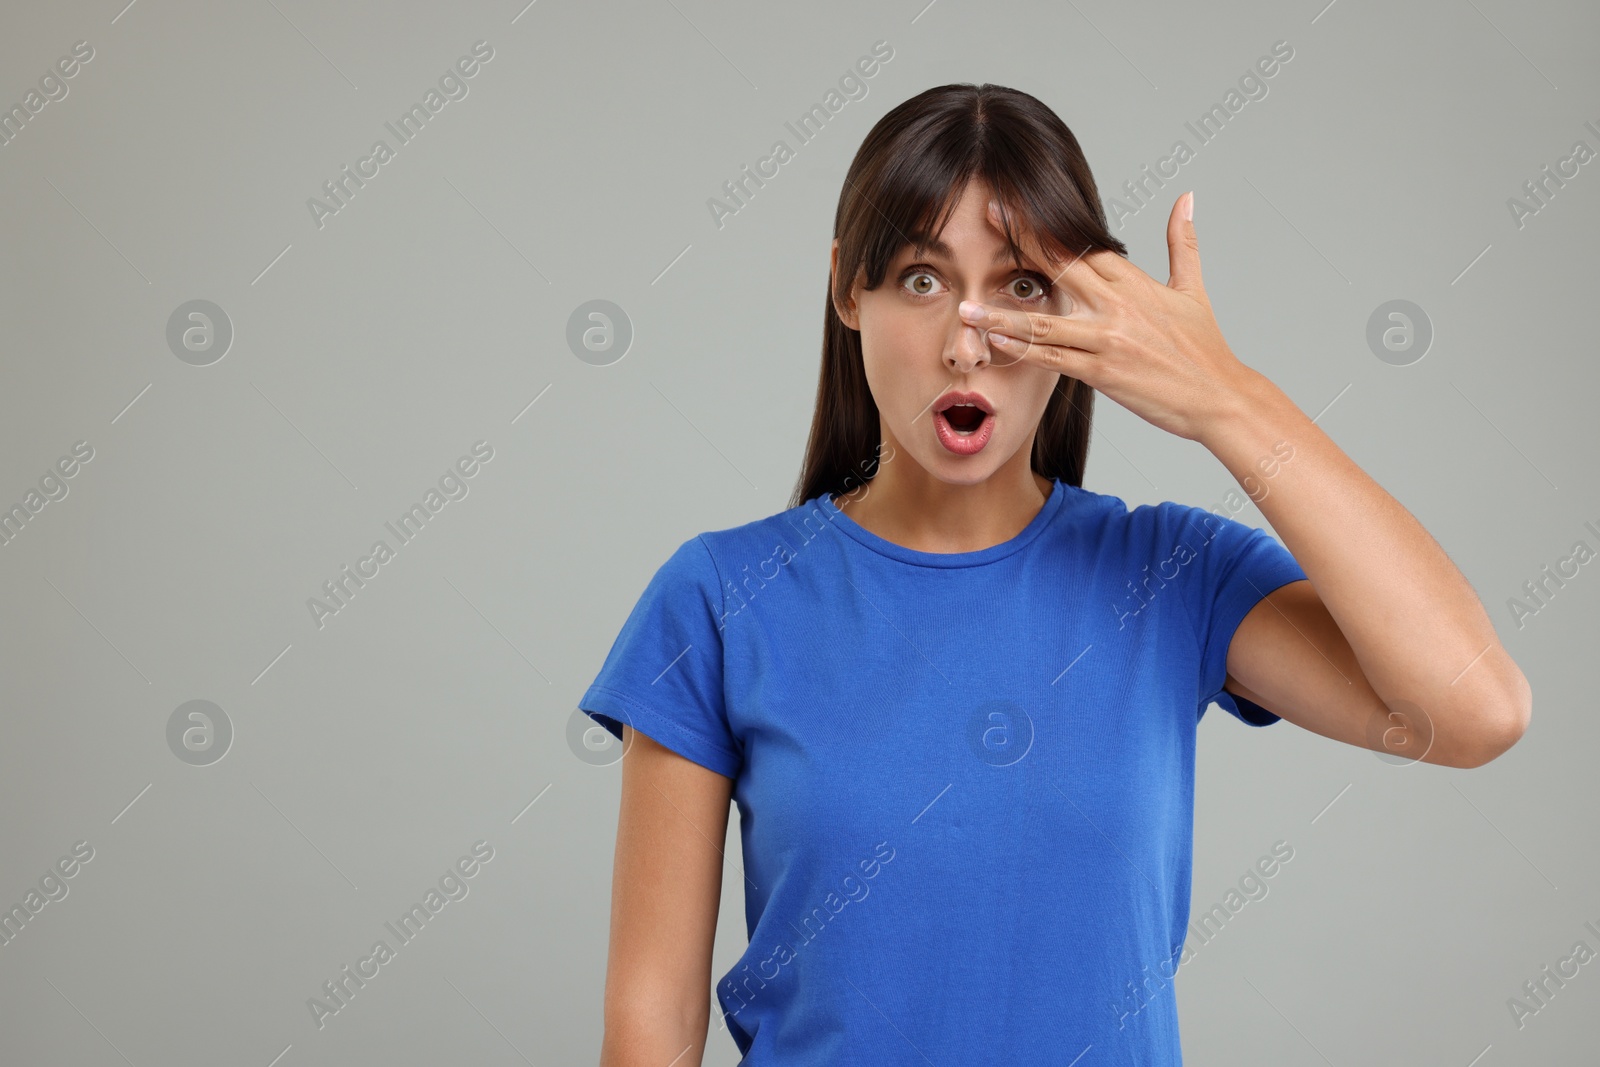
[789, 82, 1128, 509]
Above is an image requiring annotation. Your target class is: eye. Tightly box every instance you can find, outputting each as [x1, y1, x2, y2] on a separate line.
[900, 269, 943, 299]
[1006, 273, 1054, 303]
[897, 265, 1054, 304]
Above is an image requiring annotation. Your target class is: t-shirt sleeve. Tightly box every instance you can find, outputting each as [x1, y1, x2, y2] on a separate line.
[579, 535, 742, 779]
[1170, 504, 1309, 727]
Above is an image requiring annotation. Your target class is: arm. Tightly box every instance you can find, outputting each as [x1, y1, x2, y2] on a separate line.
[965, 192, 1531, 765]
[599, 725, 734, 1066]
[1203, 371, 1532, 768]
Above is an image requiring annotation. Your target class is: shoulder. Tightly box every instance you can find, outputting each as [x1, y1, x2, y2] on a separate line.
[645, 497, 843, 608]
[1046, 486, 1289, 584]
[1062, 484, 1259, 542]
[694, 496, 844, 569]
[1050, 482, 1189, 543]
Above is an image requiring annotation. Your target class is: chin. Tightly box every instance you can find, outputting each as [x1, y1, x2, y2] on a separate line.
[919, 448, 1010, 485]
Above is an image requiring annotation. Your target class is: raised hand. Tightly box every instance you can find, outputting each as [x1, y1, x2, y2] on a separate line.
[964, 192, 1259, 443]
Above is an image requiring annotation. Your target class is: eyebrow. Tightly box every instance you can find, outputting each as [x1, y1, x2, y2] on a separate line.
[906, 233, 1026, 269]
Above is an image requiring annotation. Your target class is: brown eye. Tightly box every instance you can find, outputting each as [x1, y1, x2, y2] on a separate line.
[905, 271, 938, 296]
[1009, 275, 1050, 301]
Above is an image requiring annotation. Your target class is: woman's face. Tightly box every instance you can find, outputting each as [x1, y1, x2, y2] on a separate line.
[831, 178, 1071, 488]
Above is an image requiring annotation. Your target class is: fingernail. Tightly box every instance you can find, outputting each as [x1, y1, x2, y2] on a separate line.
[1183, 191, 1194, 222]
[959, 300, 983, 319]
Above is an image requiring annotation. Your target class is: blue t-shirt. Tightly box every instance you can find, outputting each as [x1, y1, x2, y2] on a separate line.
[581, 478, 1307, 1065]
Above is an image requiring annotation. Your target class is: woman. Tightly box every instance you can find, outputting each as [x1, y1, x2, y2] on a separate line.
[581, 83, 1531, 1065]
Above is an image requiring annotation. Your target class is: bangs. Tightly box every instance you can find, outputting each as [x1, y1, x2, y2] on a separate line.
[841, 148, 1109, 302]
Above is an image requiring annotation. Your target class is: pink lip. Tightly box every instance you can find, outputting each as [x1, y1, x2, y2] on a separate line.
[933, 389, 994, 415]
[933, 406, 995, 455]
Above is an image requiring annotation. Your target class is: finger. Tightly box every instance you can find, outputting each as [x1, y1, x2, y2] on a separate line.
[986, 199, 1110, 306]
[986, 331, 1095, 376]
[960, 300, 1105, 354]
[1082, 248, 1134, 284]
[1165, 191, 1204, 296]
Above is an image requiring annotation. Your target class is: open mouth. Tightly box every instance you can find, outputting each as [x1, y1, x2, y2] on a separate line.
[931, 390, 995, 454]
[938, 403, 989, 436]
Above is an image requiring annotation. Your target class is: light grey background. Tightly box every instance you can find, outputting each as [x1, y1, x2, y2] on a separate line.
[1, 0, 1595, 1063]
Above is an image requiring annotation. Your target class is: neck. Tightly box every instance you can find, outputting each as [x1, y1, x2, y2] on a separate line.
[835, 453, 1052, 554]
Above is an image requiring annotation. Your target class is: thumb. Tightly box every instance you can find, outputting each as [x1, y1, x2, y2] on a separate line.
[1166, 192, 1205, 297]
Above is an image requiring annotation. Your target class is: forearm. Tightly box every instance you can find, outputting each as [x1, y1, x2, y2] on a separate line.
[1199, 368, 1531, 745]
[599, 1000, 709, 1067]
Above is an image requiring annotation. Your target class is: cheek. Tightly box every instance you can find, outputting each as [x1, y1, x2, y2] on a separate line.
[859, 313, 943, 396]
[1005, 368, 1062, 425]
[861, 304, 941, 358]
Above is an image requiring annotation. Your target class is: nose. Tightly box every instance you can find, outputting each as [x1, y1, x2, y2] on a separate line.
[944, 305, 993, 374]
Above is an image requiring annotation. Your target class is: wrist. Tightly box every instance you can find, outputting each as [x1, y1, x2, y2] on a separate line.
[1196, 365, 1302, 453]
